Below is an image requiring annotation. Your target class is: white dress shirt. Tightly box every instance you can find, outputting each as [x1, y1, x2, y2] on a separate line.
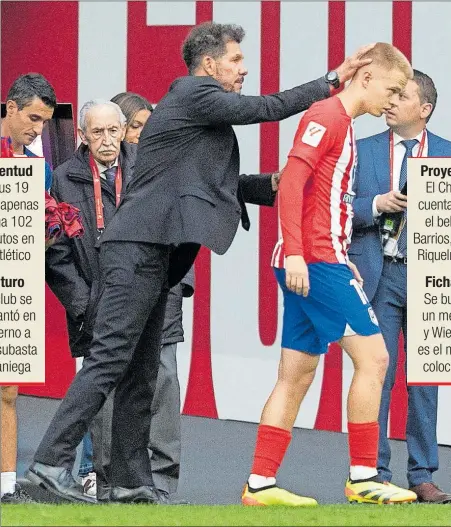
[372, 129, 428, 257]
[94, 157, 119, 180]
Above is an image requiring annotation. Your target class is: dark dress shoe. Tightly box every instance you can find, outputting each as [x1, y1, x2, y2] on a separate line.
[110, 485, 161, 504]
[410, 482, 451, 503]
[26, 462, 96, 504]
[157, 489, 190, 505]
[96, 484, 111, 503]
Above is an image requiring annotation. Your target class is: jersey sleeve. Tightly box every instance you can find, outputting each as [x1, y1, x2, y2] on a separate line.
[278, 156, 312, 257]
[288, 105, 346, 168]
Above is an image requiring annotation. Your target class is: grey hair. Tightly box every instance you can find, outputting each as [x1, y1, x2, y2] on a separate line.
[79, 99, 127, 131]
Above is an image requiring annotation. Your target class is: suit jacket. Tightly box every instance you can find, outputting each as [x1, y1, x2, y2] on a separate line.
[101, 75, 331, 285]
[349, 129, 451, 302]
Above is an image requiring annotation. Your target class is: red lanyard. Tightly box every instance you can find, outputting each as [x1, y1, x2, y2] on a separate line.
[389, 129, 426, 190]
[89, 154, 122, 231]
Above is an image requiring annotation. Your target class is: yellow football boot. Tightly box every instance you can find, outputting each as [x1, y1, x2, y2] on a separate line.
[345, 478, 417, 504]
[242, 484, 318, 506]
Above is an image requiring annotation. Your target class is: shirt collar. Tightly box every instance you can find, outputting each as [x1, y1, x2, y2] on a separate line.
[392, 129, 426, 146]
[94, 157, 119, 177]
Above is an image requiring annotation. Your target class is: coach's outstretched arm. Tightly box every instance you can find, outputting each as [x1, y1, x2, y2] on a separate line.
[188, 44, 374, 126]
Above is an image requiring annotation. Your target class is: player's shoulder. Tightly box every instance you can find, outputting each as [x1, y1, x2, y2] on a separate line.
[298, 97, 350, 141]
[303, 97, 349, 125]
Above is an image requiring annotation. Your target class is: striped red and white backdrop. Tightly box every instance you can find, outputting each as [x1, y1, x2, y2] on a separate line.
[2, 1, 451, 445]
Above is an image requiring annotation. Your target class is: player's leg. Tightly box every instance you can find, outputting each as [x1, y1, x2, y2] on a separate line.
[242, 348, 320, 507]
[1, 386, 18, 497]
[1, 386, 33, 503]
[340, 330, 416, 504]
[243, 268, 320, 507]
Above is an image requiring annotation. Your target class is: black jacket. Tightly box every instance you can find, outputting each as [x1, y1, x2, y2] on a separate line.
[101, 75, 331, 286]
[45, 142, 193, 357]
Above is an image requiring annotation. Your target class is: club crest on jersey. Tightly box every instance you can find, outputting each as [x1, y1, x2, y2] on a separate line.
[302, 121, 326, 147]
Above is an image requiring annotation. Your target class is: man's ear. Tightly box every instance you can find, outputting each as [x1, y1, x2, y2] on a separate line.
[78, 128, 88, 145]
[200, 55, 217, 77]
[361, 69, 372, 89]
[6, 100, 18, 116]
[420, 102, 433, 122]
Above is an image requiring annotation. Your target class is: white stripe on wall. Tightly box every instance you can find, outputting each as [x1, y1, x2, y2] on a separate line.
[412, 2, 451, 143]
[146, 1, 196, 26]
[279, 1, 329, 165]
[210, 2, 277, 424]
[280, 1, 329, 429]
[78, 2, 127, 128]
[346, 1, 392, 142]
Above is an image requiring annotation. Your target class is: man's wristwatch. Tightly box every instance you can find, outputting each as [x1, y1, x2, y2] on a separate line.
[324, 70, 340, 89]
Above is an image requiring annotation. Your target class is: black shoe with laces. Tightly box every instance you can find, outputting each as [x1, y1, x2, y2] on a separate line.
[1, 484, 36, 504]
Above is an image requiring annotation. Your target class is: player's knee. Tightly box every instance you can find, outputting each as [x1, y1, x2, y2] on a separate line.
[279, 365, 316, 389]
[369, 348, 389, 381]
[1, 386, 19, 406]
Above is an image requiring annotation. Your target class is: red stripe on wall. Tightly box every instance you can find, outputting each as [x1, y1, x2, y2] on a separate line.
[314, 1, 345, 432]
[1, 1, 79, 398]
[127, 1, 192, 103]
[258, 1, 280, 347]
[181, 2, 218, 418]
[392, 1, 412, 62]
[388, 1, 412, 439]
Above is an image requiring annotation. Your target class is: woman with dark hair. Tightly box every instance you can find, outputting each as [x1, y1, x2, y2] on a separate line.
[110, 92, 153, 145]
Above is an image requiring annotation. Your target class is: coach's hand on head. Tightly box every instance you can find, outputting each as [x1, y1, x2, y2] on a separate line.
[285, 255, 310, 297]
[335, 43, 376, 84]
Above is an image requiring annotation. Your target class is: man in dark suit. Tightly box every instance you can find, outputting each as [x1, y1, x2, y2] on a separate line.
[28, 22, 374, 504]
[45, 99, 194, 503]
[349, 70, 451, 503]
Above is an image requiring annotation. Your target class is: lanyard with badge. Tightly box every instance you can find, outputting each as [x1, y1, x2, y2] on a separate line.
[89, 153, 122, 236]
[380, 129, 426, 247]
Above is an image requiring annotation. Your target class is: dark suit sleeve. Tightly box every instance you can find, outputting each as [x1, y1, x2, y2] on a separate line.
[188, 78, 330, 126]
[239, 173, 276, 207]
[352, 144, 378, 230]
[45, 177, 90, 320]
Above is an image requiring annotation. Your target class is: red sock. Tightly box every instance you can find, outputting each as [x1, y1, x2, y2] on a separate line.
[348, 421, 379, 467]
[250, 424, 292, 477]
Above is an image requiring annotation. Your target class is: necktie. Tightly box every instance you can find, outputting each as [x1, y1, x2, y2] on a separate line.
[397, 139, 418, 256]
[104, 166, 117, 190]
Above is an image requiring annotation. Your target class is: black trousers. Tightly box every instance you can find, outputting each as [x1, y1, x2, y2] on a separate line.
[90, 342, 181, 498]
[34, 241, 170, 488]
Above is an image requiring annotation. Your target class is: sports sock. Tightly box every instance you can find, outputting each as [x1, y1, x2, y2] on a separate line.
[1, 472, 16, 497]
[348, 421, 379, 481]
[249, 424, 291, 485]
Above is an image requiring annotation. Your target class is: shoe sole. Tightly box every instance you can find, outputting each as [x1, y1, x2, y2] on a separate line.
[25, 469, 96, 504]
[347, 494, 417, 505]
[242, 495, 318, 507]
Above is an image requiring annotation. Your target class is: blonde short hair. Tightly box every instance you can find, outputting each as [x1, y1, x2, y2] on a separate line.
[361, 42, 413, 80]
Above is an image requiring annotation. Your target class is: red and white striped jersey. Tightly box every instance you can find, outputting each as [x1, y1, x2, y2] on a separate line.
[272, 97, 357, 268]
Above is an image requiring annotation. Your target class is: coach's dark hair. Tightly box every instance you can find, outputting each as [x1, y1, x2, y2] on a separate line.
[111, 92, 153, 124]
[182, 22, 245, 74]
[6, 73, 57, 110]
[413, 69, 437, 122]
